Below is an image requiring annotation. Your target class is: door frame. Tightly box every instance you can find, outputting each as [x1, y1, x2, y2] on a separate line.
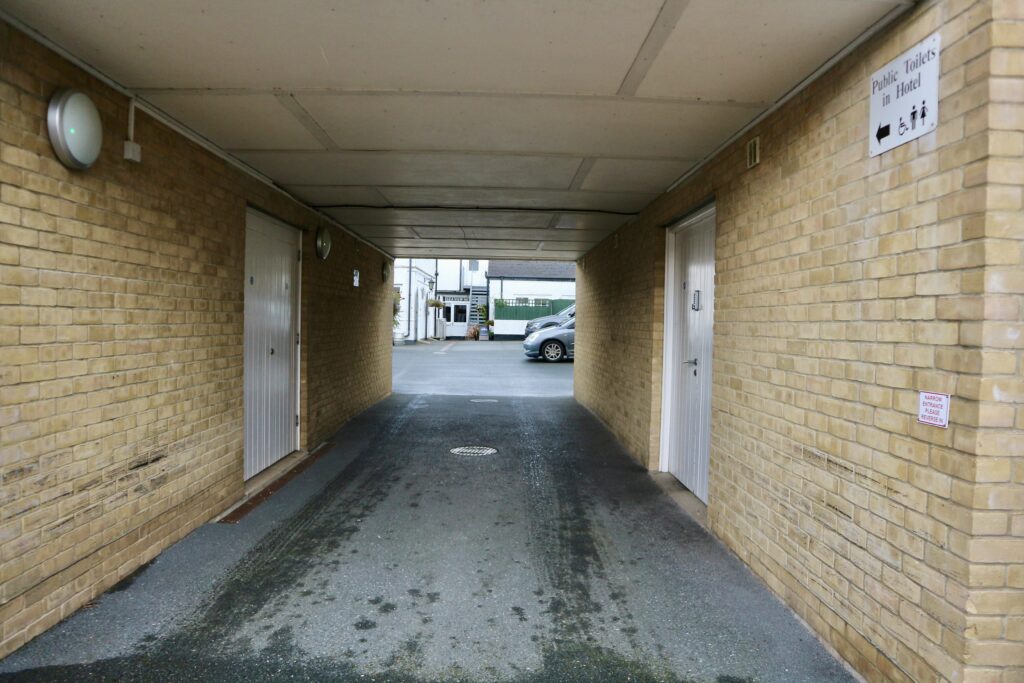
[658, 203, 716, 477]
[243, 208, 302, 480]
[441, 296, 470, 337]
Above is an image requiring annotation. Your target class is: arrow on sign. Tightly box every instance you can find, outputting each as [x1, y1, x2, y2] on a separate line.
[876, 123, 891, 144]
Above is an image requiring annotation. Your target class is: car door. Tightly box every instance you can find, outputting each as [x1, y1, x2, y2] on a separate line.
[565, 320, 575, 355]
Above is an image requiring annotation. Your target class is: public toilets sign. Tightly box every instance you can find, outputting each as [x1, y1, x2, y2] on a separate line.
[869, 32, 940, 157]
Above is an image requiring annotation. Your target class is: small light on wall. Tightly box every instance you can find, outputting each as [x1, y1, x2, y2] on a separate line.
[353, 269, 360, 287]
[47, 89, 103, 170]
[315, 226, 332, 260]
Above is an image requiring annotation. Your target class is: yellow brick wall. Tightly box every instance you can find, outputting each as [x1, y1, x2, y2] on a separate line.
[0, 23, 392, 657]
[577, 1, 1022, 680]
[962, 1, 1024, 680]
[575, 228, 661, 464]
[301, 232, 393, 450]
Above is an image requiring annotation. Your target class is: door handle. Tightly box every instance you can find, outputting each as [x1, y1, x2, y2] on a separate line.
[684, 358, 698, 366]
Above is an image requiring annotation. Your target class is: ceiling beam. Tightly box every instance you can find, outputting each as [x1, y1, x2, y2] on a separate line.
[274, 93, 339, 150]
[228, 148, 700, 162]
[133, 87, 771, 110]
[318, 204, 640, 217]
[617, 0, 693, 96]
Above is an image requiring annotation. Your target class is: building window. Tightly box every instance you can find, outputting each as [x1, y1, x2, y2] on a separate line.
[454, 305, 467, 322]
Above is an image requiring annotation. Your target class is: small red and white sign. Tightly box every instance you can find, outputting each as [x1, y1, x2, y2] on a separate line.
[917, 391, 950, 428]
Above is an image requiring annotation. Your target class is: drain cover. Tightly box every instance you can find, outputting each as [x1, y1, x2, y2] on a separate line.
[450, 446, 498, 456]
[470, 399, 499, 403]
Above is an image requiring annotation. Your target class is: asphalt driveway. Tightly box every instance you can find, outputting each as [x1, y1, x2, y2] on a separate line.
[0, 391, 852, 682]
[393, 341, 572, 397]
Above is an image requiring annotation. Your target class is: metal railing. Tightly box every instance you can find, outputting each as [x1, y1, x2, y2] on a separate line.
[493, 298, 574, 321]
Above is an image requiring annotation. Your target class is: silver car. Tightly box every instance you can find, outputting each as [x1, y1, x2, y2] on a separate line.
[523, 318, 575, 362]
[524, 303, 575, 336]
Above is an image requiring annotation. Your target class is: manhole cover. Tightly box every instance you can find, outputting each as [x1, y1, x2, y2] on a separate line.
[470, 399, 499, 403]
[449, 446, 498, 456]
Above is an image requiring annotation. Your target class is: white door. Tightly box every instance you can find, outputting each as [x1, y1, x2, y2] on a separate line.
[244, 210, 300, 480]
[661, 207, 715, 503]
[444, 302, 468, 338]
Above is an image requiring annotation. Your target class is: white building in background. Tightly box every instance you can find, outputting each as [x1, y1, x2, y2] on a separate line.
[393, 259, 435, 344]
[393, 259, 490, 343]
[433, 259, 488, 293]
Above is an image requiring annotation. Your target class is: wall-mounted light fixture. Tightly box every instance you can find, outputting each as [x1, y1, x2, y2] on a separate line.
[47, 89, 103, 170]
[315, 226, 332, 260]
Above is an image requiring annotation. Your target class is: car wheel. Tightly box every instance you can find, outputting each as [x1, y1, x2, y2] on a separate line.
[541, 341, 565, 362]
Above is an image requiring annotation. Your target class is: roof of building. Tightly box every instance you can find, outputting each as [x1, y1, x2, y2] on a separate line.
[486, 260, 576, 280]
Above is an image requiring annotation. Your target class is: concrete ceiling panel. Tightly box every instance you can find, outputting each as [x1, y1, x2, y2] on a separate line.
[372, 237, 543, 251]
[2, 0, 662, 93]
[140, 93, 322, 150]
[296, 93, 762, 159]
[235, 152, 582, 188]
[553, 214, 630, 231]
[461, 228, 611, 242]
[636, 0, 900, 101]
[286, 186, 388, 207]
[409, 227, 468, 239]
[377, 188, 657, 213]
[539, 241, 600, 252]
[392, 248, 581, 259]
[341, 225, 420, 239]
[580, 158, 694, 193]
[347, 226, 611, 246]
[322, 208, 555, 228]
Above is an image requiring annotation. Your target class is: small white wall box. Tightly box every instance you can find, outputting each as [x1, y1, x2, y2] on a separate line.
[123, 140, 142, 162]
[353, 269, 360, 287]
[47, 89, 103, 170]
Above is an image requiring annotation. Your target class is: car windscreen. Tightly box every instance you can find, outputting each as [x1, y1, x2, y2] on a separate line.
[557, 304, 575, 316]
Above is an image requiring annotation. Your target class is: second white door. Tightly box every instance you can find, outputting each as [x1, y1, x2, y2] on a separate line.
[665, 209, 715, 503]
[244, 210, 300, 480]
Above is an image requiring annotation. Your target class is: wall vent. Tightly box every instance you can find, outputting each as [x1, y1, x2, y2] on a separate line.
[746, 136, 761, 169]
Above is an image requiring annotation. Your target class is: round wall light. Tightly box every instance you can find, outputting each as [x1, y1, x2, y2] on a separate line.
[382, 260, 392, 282]
[47, 89, 103, 170]
[315, 225, 332, 260]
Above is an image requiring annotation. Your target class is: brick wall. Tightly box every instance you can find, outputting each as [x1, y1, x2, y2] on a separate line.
[963, 1, 1024, 678]
[0, 23, 392, 657]
[575, 228, 662, 464]
[301, 232, 393, 450]
[576, 1, 1023, 680]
